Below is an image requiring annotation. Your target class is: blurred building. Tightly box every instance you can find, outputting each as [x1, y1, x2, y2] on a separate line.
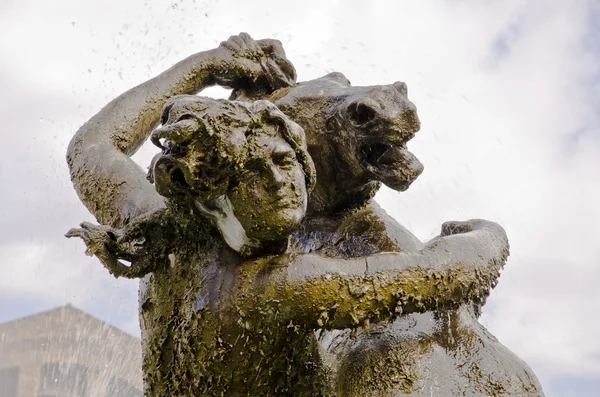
[0, 304, 143, 397]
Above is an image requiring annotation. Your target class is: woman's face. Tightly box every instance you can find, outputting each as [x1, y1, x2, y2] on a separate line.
[229, 128, 307, 242]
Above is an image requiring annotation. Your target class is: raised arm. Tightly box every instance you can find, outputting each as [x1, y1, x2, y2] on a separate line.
[67, 33, 296, 228]
[233, 219, 509, 329]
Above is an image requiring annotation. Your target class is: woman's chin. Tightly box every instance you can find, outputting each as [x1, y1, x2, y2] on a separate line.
[246, 213, 304, 242]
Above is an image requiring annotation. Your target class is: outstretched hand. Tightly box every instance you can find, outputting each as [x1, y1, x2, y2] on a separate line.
[215, 33, 296, 92]
[66, 222, 121, 258]
[66, 213, 159, 278]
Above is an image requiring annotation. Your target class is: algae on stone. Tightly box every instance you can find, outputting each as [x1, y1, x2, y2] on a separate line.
[67, 33, 544, 396]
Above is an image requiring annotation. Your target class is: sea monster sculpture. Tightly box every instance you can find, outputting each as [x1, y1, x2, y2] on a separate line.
[66, 34, 544, 396]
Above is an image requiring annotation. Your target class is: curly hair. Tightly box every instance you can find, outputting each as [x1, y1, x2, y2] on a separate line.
[148, 95, 315, 205]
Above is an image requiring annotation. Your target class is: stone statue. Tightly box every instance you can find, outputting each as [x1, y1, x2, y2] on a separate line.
[66, 34, 544, 396]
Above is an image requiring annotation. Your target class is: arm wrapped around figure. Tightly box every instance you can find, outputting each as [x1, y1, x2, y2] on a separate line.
[232, 219, 509, 329]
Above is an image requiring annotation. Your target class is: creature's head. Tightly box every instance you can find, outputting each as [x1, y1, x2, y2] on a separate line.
[235, 72, 424, 214]
[148, 96, 315, 256]
[321, 73, 422, 192]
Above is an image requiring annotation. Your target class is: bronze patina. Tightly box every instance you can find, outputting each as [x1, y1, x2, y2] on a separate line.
[67, 33, 544, 396]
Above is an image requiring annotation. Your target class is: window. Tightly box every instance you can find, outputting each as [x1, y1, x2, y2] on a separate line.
[107, 377, 143, 397]
[38, 362, 88, 397]
[0, 366, 19, 397]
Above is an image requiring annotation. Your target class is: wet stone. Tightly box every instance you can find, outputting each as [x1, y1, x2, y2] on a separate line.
[66, 33, 545, 396]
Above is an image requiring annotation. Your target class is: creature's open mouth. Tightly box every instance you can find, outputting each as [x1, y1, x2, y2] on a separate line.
[363, 142, 405, 165]
[361, 142, 424, 191]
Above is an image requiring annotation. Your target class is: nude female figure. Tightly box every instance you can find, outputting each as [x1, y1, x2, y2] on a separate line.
[66, 34, 543, 396]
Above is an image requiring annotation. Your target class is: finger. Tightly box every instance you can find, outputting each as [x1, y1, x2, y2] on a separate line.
[239, 32, 261, 52]
[261, 58, 295, 89]
[220, 36, 242, 52]
[257, 40, 296, 85]
[84, 245, 99, 257]
[80, 221, 100, 231]
[257, 38, 285, 56]
[117, 234, 146, 249]
[229, 35, 246, 50]
[441, 221, 474, 236]
[65, 228, 85, 238]
[219, 40, 235, 51]
[470, 219, 508, 242]
[274, 57, 296, 83]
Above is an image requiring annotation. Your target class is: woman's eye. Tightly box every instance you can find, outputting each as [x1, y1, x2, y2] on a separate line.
[275, 154, 295, 168]
[281, 159, 294, 168]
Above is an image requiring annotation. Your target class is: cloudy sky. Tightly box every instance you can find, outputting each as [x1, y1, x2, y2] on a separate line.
[1, 0, 599, 395]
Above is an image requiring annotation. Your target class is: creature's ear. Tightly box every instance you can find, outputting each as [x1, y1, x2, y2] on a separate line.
[392, 81, 408, 96]
[322, 72, 351, 87]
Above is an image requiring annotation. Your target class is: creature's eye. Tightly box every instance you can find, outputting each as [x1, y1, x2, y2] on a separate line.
[348, 102, 376, 125]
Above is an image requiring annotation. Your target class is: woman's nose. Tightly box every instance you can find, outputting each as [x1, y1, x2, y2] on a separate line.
[267, 163, 285, 189]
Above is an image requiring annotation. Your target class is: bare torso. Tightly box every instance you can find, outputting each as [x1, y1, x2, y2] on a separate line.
[137, 202, 542, 396]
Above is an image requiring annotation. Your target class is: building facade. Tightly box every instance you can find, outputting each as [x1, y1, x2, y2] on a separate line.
[0, 305, 143, 397]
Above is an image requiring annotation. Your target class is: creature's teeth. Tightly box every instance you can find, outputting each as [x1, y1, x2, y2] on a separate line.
[377, 146, 402, 165]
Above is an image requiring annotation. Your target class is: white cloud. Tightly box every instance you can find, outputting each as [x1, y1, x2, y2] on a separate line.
[1, 0, 599, 394]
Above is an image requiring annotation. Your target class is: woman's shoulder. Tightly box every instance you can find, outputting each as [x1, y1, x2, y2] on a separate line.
[289, 201, 423, 258]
